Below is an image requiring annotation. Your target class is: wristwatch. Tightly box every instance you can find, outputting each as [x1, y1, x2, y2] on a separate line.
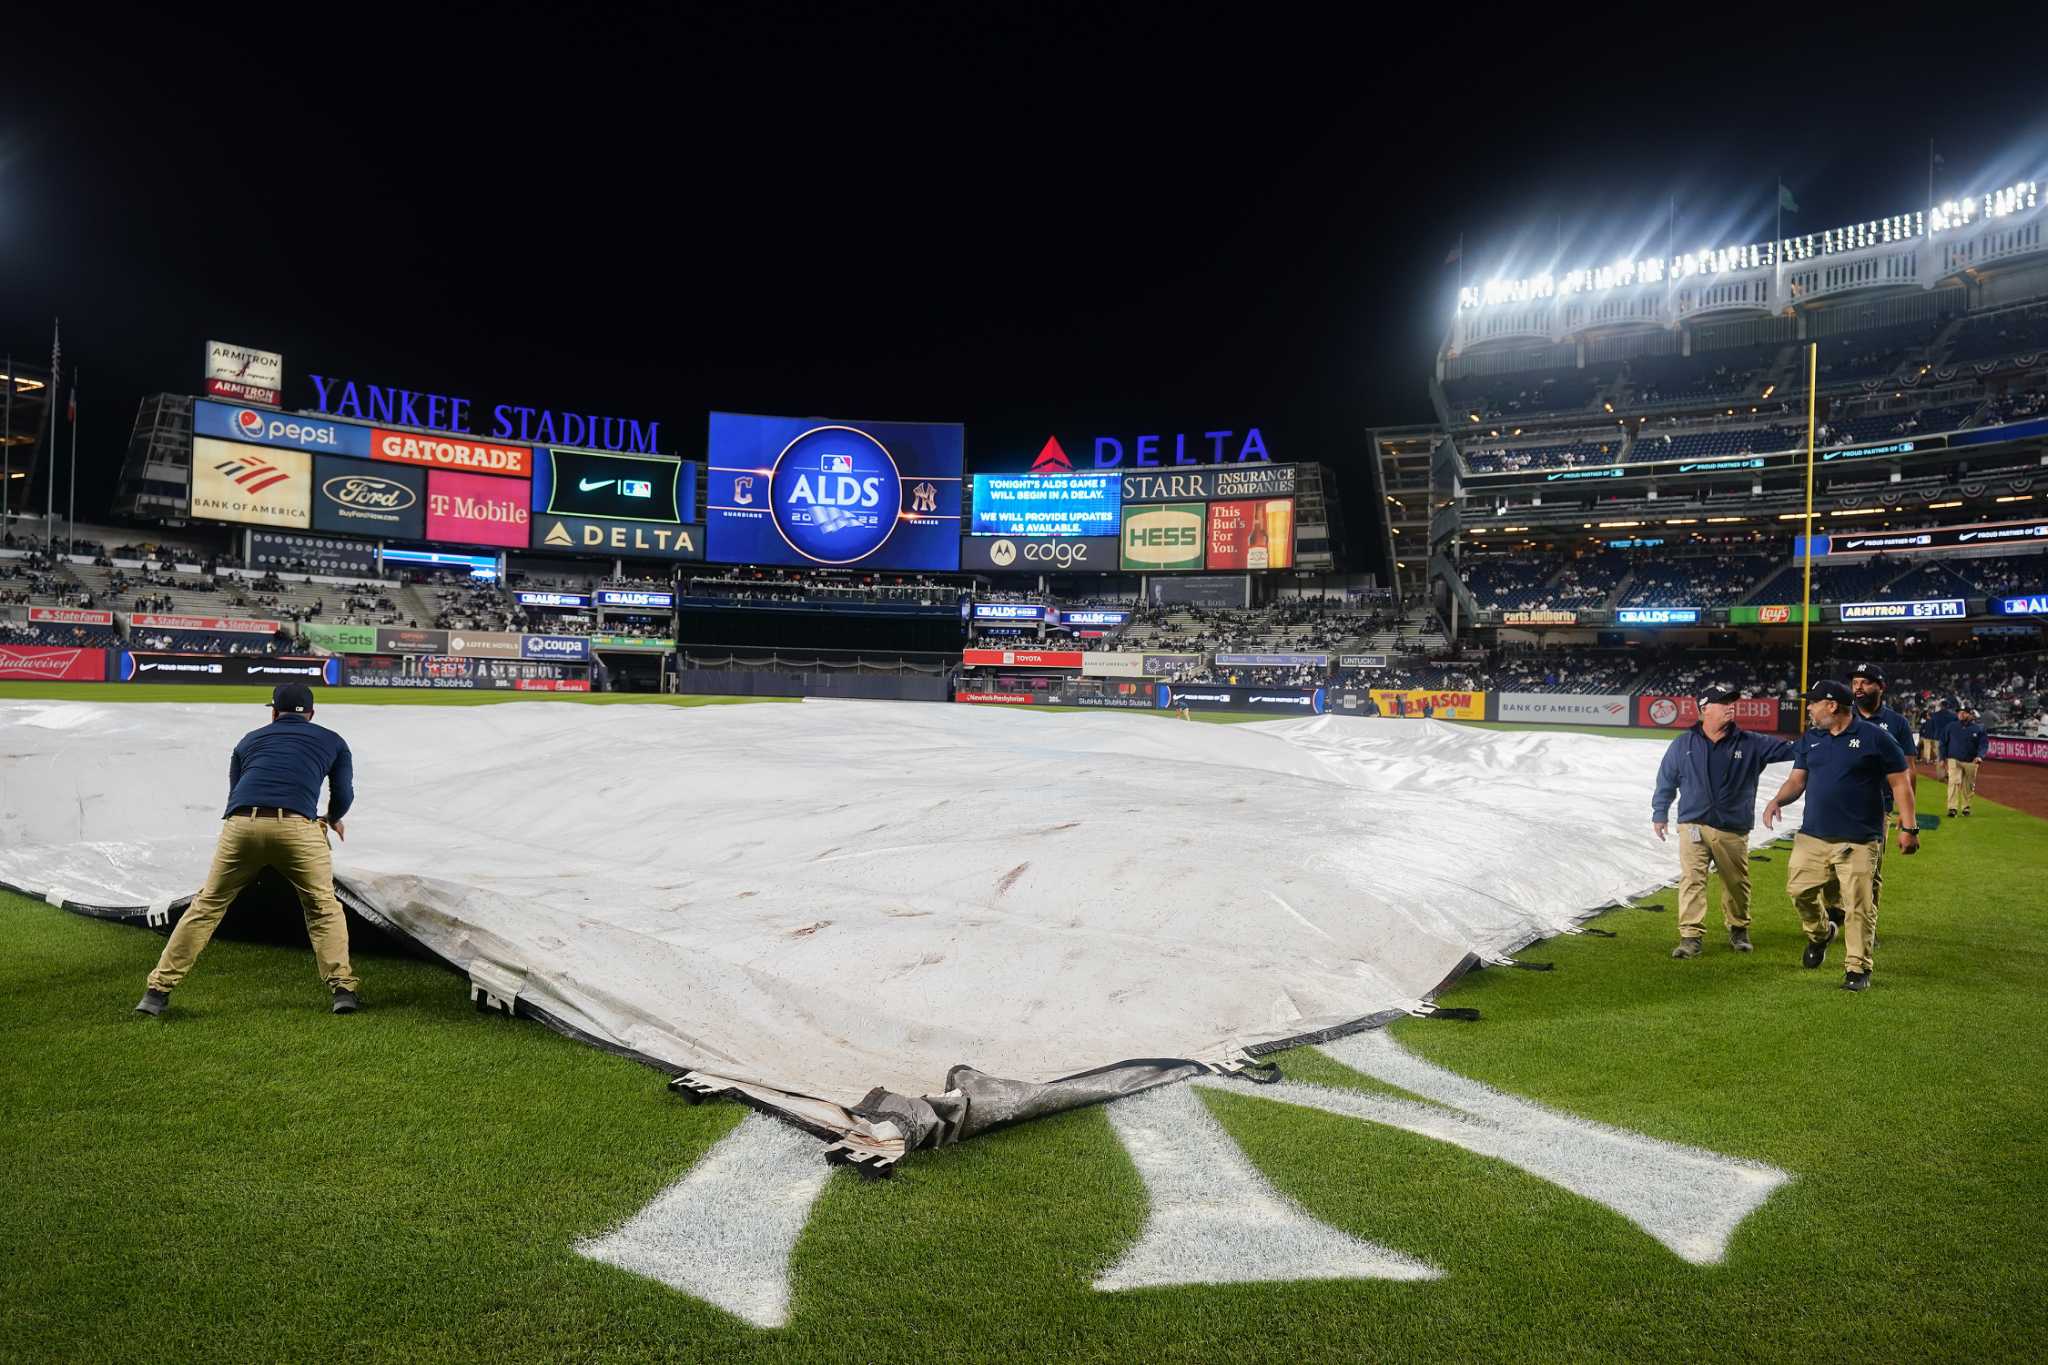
[1898, 825, 1920, 833]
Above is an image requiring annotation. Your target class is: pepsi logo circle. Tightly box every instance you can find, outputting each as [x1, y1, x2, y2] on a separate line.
[769, 425, 902, 565]
[235, 409, 265, 437]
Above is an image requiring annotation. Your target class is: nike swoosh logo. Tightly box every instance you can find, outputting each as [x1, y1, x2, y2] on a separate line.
[579, 478, 616, 492]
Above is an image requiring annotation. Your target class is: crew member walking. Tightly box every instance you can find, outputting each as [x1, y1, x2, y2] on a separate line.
[1943, 704, 1989, 817]
[135, 683, 361, 1016]
[1650, 686, 1796, 958]
[1763, 680, 1919, 992]
[1921, 696, 1958, 769]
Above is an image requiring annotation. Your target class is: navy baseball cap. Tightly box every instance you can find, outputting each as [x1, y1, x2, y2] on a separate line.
[1849, 662, 1886, 686]
[1696, 685, 1741, 706]
[271, 683, 316, 713]
[1806, 679, 1853, 705]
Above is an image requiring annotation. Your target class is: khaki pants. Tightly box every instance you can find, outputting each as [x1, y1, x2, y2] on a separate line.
[1676, 823, 1752, 938]
[148, 814, 357, 993]
[1788, 832, 1881, 974]
[1918, 738, 1938, 763]
[1946, 759, 1980, 813]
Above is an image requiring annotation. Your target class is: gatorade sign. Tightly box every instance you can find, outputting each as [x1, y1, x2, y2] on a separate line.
[1120, 503, 1205, 571]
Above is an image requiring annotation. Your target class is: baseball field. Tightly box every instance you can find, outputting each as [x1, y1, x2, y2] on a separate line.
[3, 687, 2043, 1363]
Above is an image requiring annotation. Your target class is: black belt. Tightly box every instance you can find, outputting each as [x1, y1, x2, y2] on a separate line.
[230, 807, 312, 820]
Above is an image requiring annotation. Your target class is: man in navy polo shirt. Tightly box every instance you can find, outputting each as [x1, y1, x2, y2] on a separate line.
[1650, 685, 1797, 958]
[135, 683, 361, 1017]
[1763, 679, 1919, 992]
[1943, 703, 1990, 817]
[1823, 661, 1916, 928]
[1921, 697, 1959, 768]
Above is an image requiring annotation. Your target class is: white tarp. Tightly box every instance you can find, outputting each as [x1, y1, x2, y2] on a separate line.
[0, 700, 1785, 1154]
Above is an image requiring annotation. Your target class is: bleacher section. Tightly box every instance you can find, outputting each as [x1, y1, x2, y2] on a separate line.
[1630, 424, 1795, 462]
[1624, 345, 1779, 408]
[1444, 366, 1610, 420]
[1941, 302, 2048, 369]
[1463, 435, 1625, 473]
[1619, 554, 1775, 608]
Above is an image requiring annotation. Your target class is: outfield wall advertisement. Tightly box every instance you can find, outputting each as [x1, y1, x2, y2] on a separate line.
[1636, 695, 1780, 729]
[28, 607, 114, 626]
[131, 613, 282, 635]
[1366, 689, 1487, 720]
[190, 438, 311, 528]
[1986, 735, 2048, 765]
[1159, 684, 1326, 715]
[119, 653, 341, 684]
[1498, 693, 1630, 724]
[0, 645, 108, 681]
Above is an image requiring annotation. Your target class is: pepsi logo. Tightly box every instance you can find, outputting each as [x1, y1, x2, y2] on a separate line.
[235, 409, 265, 436]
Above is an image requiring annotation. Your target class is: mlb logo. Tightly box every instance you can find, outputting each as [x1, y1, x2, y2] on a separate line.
[820, 453, 855, 473]
[620, 479, 652, 499]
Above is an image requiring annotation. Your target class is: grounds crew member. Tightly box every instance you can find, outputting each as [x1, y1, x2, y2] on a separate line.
[1762, 680, 1919, 992]
[1922, 697, 1959, 767]
[134, 683, 360, 1016]
[1826, 662, 1914, 928]
[1651, 686, 1797, 958]
[1943, 703, 1989, 817]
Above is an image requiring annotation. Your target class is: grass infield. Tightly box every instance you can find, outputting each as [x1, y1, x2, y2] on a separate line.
[1, 712, 2044, 1362]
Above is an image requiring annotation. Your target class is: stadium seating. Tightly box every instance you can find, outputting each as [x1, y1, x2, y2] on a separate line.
[1623, 345, 1780, 408]
[1544, 552, 1628, 609]
[0, 620, 123, 650]
[1444, 366, 1610, 420]
[1818, 403, 1975, 447]
[1630, 425, 1796, 462]
[1940, 302, 2048, 369]
[1744, 559, 1903, 605]
[1619, 554, 1775, 607]
[1804, 320, 1947, 387]
[1461, 556, 1563, 611]
[1463, 435, 1625, 472]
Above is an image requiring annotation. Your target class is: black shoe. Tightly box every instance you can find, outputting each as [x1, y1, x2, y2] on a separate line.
[1947, 809, 1956, 818]
[1962, 809, 1970, 817]
[1728, 927, 1753, 953]
[331, 989, 360, 1015]
[1841, 970, 1871, 992]
[1802, 921, 1837, 969]
[1671, 938, 1702, 960]
[134, 988, 168, 1016]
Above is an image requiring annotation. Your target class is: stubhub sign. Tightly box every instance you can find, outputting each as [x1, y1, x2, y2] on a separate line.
[195, 400, 372, 457]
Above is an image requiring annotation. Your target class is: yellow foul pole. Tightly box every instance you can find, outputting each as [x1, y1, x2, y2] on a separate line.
[1799, 342, 1818, 694]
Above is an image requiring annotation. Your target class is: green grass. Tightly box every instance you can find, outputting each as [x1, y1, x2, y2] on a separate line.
[0, 682, 789, 707]
[3, 752, 2045, 1360]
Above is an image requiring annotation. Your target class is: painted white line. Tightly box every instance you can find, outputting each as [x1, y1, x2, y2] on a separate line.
[1208, 1030, 1792, 1265]
[1095, 1082, 1442, 1292]
[576, 1111, 832, 1328]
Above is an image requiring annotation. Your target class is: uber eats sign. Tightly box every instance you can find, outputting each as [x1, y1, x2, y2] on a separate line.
[1120, 502, 1205, 571]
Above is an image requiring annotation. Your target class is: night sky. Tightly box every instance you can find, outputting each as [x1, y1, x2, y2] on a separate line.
[6, 5, 2046, 574]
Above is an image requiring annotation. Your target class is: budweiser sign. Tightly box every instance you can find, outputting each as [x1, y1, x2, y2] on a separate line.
[128, 613, 283, 635]
[28, 606, 115, 626]
[0, 645, 108, 681]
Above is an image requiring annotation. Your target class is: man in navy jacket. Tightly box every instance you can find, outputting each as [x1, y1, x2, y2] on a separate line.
[1651, 687, 1798, 959]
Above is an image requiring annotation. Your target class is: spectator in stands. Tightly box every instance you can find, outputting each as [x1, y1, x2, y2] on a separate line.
[1651, 685, 1798, 959]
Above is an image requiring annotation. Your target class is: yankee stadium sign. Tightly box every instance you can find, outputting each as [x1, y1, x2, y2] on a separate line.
[308, 374, 661, 454]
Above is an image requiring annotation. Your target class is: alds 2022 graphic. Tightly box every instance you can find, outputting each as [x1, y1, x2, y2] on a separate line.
[705, 412, 963, 571]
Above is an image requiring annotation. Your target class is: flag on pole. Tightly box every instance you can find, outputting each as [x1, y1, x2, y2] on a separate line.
[1778, 184, 1800, 214]
[49, 318, 61, 398]
[1444, 241, 1462, 265]
[67, 384, 76, 424]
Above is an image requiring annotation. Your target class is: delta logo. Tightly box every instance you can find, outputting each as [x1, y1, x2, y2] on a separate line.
[1030, 436, 1073, 474]
[212, 453, 292, 493]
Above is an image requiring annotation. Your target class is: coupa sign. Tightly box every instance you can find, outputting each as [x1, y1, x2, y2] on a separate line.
[521, 634, 590, 662]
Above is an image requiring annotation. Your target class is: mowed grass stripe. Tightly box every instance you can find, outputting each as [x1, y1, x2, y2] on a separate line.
[2, 750, 2043, 1361]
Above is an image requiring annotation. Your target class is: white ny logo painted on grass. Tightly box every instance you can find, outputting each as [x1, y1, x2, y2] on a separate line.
[578, 1031, 1792, 1326]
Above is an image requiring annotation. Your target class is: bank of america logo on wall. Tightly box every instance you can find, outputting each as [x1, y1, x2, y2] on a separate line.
[213, 452, 292, 493]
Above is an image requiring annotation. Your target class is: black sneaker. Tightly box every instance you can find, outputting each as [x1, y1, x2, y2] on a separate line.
[1728, 927, 1754, 953]
[1841, 970, 1871, 992]
[1671, 938, 1702, 960]
[134, 988, 168, 1016]
[1826, 906, 1845, 928]
[331, 988, 360, 1015]
[1947, 809, 1956, 818]
[1802, 921, 1837, 969]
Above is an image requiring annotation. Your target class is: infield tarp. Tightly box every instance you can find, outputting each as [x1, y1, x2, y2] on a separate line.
[0, 700, 1788, 1161]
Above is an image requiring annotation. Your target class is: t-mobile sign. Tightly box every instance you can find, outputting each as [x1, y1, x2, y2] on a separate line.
[426, 470, 531, 549]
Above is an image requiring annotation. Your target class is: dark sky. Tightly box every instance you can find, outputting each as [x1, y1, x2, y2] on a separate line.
[6, 4, 2047, 573]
